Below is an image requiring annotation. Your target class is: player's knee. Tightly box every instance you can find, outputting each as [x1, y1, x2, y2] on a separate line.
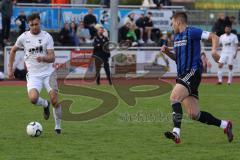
[29, 96, 38, 104]
[188, 111, 199, 120]
[50, 97, 58, 107]
[170, 94, 181, 103]
[229, 65, 233, 70]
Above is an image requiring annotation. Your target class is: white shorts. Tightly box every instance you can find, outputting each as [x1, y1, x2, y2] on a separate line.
[219, 54, 234, 65]
[26, 72, 58, 93]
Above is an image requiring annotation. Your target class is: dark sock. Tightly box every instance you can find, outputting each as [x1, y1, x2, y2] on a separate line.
[197, 111, 221, 127]
[172, 102, 183, 128]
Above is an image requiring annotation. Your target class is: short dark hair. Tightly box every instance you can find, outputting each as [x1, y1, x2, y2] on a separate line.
[225, 25, 232, 28]
[27, 13, 40, 23]
[172, 12, 188, 24]
[147, 12, 152, 15]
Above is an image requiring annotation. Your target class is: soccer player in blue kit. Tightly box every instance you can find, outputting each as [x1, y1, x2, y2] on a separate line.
[161, 12, 233, 144]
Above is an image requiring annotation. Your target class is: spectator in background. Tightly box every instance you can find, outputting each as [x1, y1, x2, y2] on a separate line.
[70, 22, 78, 46]
[153, 0, 171, 8]
[15, 11, 27, 36]
[167, 32, 174, 46]
[1, 0, 16, 45]
[212, 13, 231, 36]
[136, 13, 146, 44]
[59, 23, 73, 46]
[144, 12, 154, 43]
[159, 31, 168, 46]
[76, 21, 91, 45]
[124, 13, 136, 28]
[92, 26, 112, 85]
[100, 0, 110, 8]
[201, 52, 212, 73]
[229, 16, 237, 34]
[136, 12, 154, 44]
[123, 13, 138, 46]
[83, 8, 97, 38]
[119, 22, 131, 41]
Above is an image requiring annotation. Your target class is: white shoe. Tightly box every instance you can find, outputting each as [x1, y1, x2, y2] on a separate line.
[147, 39, 155, 43]
[132, 42, 138, 46]
[138, 39, 144, 44]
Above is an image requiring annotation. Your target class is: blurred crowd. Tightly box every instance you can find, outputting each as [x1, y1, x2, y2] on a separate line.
[0, 0, 174, 47]
[58, 8, 174, 47]
[212, 13, 237, 36]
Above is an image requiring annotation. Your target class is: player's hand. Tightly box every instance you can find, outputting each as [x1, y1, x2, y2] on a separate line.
[8, 67, 14, 79]
[36, 57, 44, 63]
[160, 45, 170, 54]
[211, 49, 220, 63]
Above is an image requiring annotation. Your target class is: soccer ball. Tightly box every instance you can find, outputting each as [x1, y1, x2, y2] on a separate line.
[26, 122, 43, 137]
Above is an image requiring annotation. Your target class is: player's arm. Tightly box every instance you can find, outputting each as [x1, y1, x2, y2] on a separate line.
[234, 36, 238, 59]
[200, 30, 220, 63]
[36, 49, 55, 63]
[37, 34, 55, 63]
[160, 45, 176, 61]
[207, 32, 220, 63]
[8, 45, 19, 79]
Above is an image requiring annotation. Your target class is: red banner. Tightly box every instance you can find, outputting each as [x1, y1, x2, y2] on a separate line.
[70, 50, 93, 68]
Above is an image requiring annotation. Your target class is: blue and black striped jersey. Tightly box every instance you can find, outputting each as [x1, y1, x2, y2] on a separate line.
[174, 27, 204, 76]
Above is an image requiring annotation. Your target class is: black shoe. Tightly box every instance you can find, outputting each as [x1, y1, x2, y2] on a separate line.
[55, 129, 61, 134]
[217, 82, 222, 85]
[164, 131, 181, 144]
[224, 121, 233, 142]
[43, 101, 50, 120]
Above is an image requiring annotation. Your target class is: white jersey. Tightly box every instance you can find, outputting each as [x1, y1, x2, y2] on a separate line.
[219, 33, 238, 55]
[15, 30, 55, 76]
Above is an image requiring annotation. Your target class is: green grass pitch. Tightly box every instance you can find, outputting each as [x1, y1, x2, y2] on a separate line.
[0, 84, 240, 160]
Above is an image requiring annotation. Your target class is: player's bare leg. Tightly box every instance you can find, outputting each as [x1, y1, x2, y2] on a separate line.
[182, 96, 233, 143]
[28, 89, 50, 120]
[49, 90, 62, 134]
[164, 84, 189, 144]
[228, 65, 233, 85]
[217, 63, 224, 84]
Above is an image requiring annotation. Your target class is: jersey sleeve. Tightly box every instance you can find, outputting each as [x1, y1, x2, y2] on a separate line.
[15, 33, 25, 48]
[46, 34, 54, 49]
[190, 28, 210, 40]
[201, 31, 210, 40]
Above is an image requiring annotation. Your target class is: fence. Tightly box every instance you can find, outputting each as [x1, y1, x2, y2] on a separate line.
[4, 46, 240, 78]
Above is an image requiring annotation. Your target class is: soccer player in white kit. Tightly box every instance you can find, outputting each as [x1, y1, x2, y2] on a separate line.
[8, 13, 62, 134]
[218, 25, 238, 85]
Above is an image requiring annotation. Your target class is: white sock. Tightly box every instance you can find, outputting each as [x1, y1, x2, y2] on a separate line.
[228, 70, 233, 84]
[53, 105, 62, 130]
[173, 127, 180, 136]
[36, 97, 48, 108]
[217, 69, 223, 82]
[220, 120, 228, 129]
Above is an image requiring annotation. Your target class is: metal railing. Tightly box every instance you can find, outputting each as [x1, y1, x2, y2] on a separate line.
[16, 3, 185, 10]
